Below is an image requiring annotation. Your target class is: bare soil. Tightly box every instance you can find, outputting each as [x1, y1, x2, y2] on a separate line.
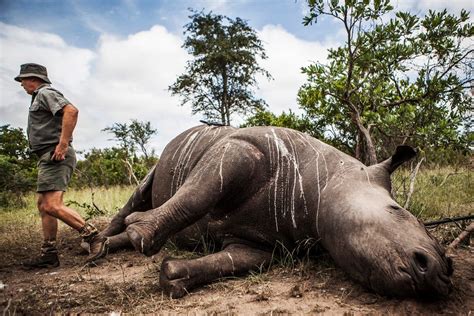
[0, 223, 473, 315]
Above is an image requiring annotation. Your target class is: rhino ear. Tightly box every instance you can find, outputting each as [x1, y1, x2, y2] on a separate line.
[380, 145, 417, 174]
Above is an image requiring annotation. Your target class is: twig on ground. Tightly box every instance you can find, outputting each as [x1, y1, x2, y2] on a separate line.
[447, 222, 474, 250]
[404, 157, 424, 209]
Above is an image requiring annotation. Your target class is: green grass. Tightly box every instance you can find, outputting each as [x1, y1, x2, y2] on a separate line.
[392, 166, 473, 220]
[0, 185, 134, 228]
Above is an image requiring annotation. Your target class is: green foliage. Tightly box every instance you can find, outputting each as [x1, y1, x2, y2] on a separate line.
[72, 147, 158, 188]
[170, 9, 272, 125]
[242, 109, 324, 138]
[102, 119, 157, 159]
[299, 0, 473, 165]
[0, 125, 37, 207]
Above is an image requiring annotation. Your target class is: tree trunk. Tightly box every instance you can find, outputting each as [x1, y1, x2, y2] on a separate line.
[353, 113, 377, 165]
[355, 131, 362, 160]
[222, 68, 230, 126]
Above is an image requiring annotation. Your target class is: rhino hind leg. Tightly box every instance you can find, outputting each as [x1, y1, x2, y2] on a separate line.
[125, 140, 260, 256]
[159, 243, 272, 298]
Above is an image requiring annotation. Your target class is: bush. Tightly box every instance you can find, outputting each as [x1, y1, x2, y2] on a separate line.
[71, 147, 158, 188]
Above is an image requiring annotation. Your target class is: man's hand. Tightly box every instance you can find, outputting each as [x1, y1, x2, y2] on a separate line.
[52, 142, 68, 161]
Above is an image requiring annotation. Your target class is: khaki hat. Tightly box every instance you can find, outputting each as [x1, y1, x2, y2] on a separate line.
[14, 63, 51, 84]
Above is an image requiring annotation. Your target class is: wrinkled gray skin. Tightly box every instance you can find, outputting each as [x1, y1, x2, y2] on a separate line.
[99, 125, 453, 299]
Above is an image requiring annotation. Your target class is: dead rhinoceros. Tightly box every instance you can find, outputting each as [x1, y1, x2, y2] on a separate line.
[95, 124, 453, 298]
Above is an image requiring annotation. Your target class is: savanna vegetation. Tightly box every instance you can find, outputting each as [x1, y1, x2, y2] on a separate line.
[0, 0, 470, 239]
[0, 1, 472, 314]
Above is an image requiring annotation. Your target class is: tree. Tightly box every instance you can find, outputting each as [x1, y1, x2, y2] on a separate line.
[299, 0, 473, 165]
[102, 119, 157, 159]
[169, 10, 272, 126]
[0, 125, 36, 207]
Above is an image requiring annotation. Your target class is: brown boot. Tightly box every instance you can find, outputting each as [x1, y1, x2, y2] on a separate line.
[79, 222, 109, 263]
[23, 240, 60, 269]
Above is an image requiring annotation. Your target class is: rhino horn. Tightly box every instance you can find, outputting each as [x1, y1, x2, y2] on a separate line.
[379, 145, 417, 174]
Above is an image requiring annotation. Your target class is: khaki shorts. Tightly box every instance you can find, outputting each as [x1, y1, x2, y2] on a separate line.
[37, 146, 77, 192]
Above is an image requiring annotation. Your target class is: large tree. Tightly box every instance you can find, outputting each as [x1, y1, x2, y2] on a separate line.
[298, 0, 473, 165]
[170, 10, 272, 126]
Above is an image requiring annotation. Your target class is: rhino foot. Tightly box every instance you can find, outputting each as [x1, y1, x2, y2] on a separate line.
[160, 257, 191, 299]
[125, 212, 162, 256]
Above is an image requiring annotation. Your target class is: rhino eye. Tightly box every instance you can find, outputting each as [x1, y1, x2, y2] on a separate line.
[389, 205, 402, 211]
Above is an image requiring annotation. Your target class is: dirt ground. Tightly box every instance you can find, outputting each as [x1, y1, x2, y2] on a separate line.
[0, 224, 473, 315]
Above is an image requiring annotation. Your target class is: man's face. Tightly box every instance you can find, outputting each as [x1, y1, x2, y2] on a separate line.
[20, 78, 41, 95]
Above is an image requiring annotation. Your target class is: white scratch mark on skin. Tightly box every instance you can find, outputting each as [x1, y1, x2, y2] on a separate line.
[294, 133, 331, 236]
[271, 129, 281, 232]
[227, 252, 235, 273]
[171, 129, 206, 195]
[286, 134, 308, 217]
[141, 237, 144, 253]
[363, 167, 373, 187]
[219, 143, 230, 192]
[296, 133, 329, 191]
[267, 129, 309, 230]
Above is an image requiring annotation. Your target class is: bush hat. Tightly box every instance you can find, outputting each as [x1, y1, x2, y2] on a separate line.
[14, 63, 51, 84]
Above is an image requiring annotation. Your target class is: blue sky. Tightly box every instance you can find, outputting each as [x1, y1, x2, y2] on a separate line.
[0, 0, 338, 48]
[1, 0, 472, 154]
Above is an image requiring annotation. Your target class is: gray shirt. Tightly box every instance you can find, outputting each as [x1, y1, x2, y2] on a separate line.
[27, 84, 72, 153]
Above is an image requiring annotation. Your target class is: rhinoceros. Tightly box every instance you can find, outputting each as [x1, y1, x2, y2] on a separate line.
[93, 124, 453, 298]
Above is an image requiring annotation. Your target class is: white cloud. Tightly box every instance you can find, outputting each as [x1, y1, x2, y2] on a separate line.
[0, 22, 194, 154]
[256, 24, 334, 116]
[0, 21, 331, 155]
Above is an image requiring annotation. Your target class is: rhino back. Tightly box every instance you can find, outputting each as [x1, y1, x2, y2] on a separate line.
[153, 125, 365, 249]
[151, 125, 236, 208]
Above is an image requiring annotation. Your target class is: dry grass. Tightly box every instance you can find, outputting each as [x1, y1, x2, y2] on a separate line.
[392, 166, 473, 220]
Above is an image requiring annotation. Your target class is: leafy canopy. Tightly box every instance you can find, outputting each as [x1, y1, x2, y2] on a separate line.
[299, 0, 473, 165]
[169, 10, 272, 125]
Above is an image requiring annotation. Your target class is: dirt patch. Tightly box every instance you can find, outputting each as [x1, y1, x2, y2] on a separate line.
[0, 227, 473, 315]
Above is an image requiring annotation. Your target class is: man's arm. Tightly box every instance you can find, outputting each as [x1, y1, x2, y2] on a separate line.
[52, 104, 79, 161]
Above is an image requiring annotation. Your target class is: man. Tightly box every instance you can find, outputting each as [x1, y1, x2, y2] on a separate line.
[15, 63, 108, 268]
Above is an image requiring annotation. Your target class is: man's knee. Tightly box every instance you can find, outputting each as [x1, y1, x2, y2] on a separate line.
[38, 196, 62, 216]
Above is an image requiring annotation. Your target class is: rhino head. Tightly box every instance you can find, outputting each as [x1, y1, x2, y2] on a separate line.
[319, 146, 453, 297]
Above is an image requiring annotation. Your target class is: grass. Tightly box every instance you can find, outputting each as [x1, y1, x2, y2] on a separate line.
[392, 166, 473, 220]
[0, 185, 134, 227]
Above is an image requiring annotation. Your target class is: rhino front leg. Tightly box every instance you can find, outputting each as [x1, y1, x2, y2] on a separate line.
[101, 165, 156, 238]
[124, 140, 262, 256]
[160, 243, 272, 298]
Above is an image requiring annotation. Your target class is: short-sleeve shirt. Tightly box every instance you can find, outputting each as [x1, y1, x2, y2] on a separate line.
[27, 84, 72, 154]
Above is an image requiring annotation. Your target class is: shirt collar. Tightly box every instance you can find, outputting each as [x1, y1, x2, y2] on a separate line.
[31, 83, 50, 104]
[33, 83, 50, 94]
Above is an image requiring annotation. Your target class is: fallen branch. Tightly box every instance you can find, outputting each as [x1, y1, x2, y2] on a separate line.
[404, 157, 424, 209]
[122, 159, 140, 186]
[424, 214, 474, 226]
[447, 222, 474, 250]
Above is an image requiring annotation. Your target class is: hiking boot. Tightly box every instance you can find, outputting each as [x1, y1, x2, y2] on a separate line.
[87, 235, 110, 263]
[22, 252, 60, 269]
[80, 222, 109, 263]
[23, 240, 59, 269]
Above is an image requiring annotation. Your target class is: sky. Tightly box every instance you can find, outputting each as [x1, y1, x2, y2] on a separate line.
[1, 0, 472, 155]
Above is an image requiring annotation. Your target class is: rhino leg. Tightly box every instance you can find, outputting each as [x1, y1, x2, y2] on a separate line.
[124, 140, 261, 256]
[106, 231, 134, 251]
[101, 166, 156, 238]
[160, 243, 272, 298]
